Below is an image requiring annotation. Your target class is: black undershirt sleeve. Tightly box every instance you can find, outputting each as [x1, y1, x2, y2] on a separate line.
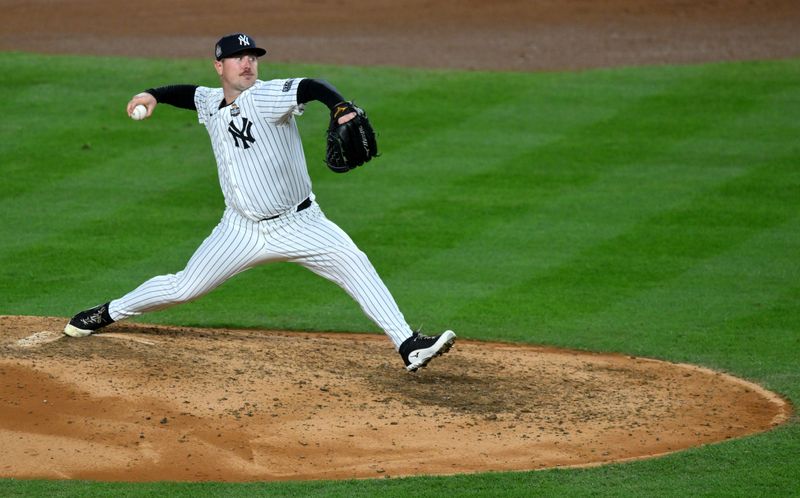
[145, 85, 198, 110]
[145, 80, 342, 111]
[296, 78, 345, 109]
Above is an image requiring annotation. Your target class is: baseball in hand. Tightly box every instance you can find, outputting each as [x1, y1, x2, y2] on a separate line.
[130, 104, 147, 121]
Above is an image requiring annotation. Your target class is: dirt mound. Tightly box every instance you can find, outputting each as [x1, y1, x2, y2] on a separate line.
[0, 315, 790, 481]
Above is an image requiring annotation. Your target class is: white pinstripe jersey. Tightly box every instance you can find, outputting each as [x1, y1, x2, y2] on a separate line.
[194, 78, 310, 221]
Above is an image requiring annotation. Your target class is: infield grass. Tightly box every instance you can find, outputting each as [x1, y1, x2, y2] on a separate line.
[0, 52, 798, 496]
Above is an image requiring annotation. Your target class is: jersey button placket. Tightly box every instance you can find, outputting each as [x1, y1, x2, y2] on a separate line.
[220, 110, 247, 211]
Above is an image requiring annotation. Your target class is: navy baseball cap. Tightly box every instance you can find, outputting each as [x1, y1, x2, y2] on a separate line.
[215, 33, 267, 60]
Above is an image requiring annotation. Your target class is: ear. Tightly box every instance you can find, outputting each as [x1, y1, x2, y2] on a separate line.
[214, 59, 223, 77]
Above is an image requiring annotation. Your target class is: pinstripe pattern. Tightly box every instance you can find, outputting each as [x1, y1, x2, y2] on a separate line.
[111, 203, 413, 347]
[109, 79, 413, 348]
[196, 79, 311, 221]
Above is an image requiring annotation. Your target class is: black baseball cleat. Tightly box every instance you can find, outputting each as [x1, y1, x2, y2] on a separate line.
[63, 302, 114, 337]
[399, 330, 456, 372]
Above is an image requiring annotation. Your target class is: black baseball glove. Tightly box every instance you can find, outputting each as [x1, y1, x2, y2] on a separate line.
[325, 102, 378, 173]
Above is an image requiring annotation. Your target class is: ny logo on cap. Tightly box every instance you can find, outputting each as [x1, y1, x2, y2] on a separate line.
[238, 35, 251, 46]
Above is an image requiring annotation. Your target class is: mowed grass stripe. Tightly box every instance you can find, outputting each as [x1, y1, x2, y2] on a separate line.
[422, 68, 773, 254]
[403, 160, 750, 331]
[551, 211, 800, 388]
[0, 106, 216, 255]
[439, 62, 798, 337]
[326, 67, 689, 267]
[473, 153, 798, 343]
[311, 61, 683, 222]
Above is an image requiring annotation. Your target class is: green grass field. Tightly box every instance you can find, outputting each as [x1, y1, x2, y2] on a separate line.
[1, 52, 798, 496]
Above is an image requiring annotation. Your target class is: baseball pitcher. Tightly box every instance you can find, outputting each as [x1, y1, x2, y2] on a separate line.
[63, 33, 455, 372]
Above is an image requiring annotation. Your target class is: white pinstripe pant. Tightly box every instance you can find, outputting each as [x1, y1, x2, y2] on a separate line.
[109, 202, 413, 348]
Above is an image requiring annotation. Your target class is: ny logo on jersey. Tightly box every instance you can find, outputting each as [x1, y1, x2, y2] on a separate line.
[228, 118, 256, 149]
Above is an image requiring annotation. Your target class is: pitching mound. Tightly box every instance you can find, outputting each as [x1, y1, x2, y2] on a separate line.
[0, 315, 790, 482]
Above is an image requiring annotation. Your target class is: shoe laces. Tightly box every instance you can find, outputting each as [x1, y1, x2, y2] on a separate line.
[412, 330, 439, 344]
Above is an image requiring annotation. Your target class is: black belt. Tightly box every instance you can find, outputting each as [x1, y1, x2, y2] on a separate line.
[261, 197, 311, 221]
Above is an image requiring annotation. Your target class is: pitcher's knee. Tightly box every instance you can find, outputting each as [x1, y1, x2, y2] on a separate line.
[341, 247, 370, 266]
[160, 273, 208, 305]
[338, 248, 382, 278]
